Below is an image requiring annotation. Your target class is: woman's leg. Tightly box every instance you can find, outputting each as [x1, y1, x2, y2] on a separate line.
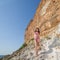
[34, 40, 38, 56]
[37, 38, 41, 50]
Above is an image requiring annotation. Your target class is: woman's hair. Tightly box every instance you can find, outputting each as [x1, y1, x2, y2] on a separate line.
[34, 27, 40, 34]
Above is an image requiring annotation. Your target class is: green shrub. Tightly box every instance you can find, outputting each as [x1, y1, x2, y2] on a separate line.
[31, 38, 34, 41]
[19, 43, 27, 50]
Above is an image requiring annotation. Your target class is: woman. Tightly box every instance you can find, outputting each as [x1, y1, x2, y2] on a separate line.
[34, 27, 41, 56]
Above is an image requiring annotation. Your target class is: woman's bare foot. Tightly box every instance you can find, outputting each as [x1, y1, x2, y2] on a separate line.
[35, 53, 39, 57]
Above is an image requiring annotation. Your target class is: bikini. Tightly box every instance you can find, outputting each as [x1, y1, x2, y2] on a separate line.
[34, 31, 40, 42]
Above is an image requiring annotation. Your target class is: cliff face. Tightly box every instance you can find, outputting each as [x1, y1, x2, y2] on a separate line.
[1, 0, 60, 60]
[1, 23, 60, 60]
[25, 0, 60, 44]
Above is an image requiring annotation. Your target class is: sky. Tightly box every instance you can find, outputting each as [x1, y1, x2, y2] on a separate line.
[0, 0, 41, 55]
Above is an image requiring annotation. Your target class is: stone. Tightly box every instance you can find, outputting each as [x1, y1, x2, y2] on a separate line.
[25, 0, 60, 44]
[1, 0, 60, 60]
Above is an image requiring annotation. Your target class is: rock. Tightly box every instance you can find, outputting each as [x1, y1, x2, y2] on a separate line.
[1, 0, 60, 60]
[25, 0, 60, 44]
[1, 23, 60, 60]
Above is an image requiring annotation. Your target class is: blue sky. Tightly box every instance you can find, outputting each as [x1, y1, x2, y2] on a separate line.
[0, 0, 40, 55]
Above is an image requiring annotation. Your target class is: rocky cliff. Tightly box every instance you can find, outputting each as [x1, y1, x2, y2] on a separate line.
[0, 0, 60, 60]
[25, 0, 60, 44]
[1, 24, 60, 60]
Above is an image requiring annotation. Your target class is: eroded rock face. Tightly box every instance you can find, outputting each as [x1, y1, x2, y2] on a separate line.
[3, 23, 60, 60]
[1, 0, 60, 60]
[25, 0, 60, 44]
